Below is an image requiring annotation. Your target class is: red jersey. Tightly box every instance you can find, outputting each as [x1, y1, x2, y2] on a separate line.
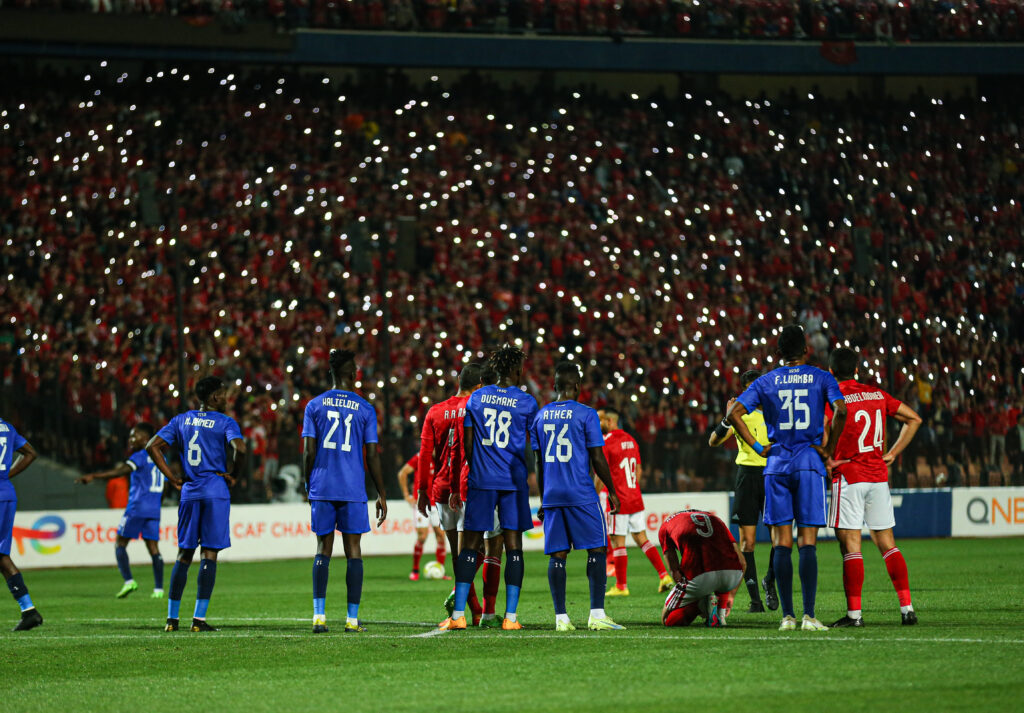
[658, 510, 741, 580]
[601, 429, 644, 514]
[417, 394, 467, 504]
[831, 379, 902, 484]
[405, 453, 430, 493]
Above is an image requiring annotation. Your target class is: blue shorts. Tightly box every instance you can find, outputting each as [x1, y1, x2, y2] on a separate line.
[178, 498, 231, 550]
[464, 487, 533, 533]
[118, 513, 160, 541]
[310, 500, 370, 536]
[543, 502, 606, 555]
[764, 470, 827, 527]
[0, 501, 14, 556]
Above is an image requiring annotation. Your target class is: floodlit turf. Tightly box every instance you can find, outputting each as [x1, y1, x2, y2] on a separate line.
[1, 538, 1022, 713]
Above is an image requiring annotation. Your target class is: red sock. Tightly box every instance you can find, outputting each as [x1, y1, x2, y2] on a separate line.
[843, 552, 864, 611]
[642, 540, 667, 578]
[468, 583, 482, 616]
[613, 548, 628, 589]
[882, 547, 912, 607]
[412, 542, 424, 572]
[482, 555, 501, 615]
[606, 539, 614, 566]
[435, 542, 447, 567]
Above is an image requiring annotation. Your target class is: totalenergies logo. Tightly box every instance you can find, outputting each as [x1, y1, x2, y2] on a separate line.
[11, 515, 65, 555]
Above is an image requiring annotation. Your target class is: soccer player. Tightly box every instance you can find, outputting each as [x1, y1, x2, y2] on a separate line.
[78, 423, 166, 599]
[303, 349, 387, 634]
[659, 509, 745, 627]
[708, 370, 778, 613]
[533, 362, 624, 631]
[728, 325, 847, 631]
[826, 347, 922, 627]
[0, 417, 42, 631]
[148, 376, 247, 633]
[397, 453, 445, 581]
[598, 407, 673, 596]
[440, 345, 536, 631]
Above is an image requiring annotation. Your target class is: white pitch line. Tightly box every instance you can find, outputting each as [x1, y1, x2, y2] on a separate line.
[410, 628, 451, 638]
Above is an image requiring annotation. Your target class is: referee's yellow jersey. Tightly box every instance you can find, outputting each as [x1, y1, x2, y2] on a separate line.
[731, 410, 768, 467]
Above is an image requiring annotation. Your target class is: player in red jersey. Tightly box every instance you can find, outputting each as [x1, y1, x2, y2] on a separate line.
[398, 453, 446, 581]
[659, 510, 744, 627]
[826, 347, 922, 627]
[597, 408, 673, 596]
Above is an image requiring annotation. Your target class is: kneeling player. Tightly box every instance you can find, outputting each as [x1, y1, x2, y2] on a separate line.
[659, 510, 744, 627]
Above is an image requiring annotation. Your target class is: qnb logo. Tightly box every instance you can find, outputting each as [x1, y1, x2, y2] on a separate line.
[12, 515, 66, 555]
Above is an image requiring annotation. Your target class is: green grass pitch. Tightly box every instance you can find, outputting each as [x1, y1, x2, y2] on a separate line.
[2, 538, 1022, 713]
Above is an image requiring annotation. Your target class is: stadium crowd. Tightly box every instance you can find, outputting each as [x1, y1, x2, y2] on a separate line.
[1, 65, 1021, 498]
[5, 0, 1024, 41]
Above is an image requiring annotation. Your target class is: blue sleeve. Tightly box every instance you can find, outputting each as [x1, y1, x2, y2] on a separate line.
[126, 451, 145, 471]
[463, 394, 475, 427]
[301, 402, 317, 439]
[529, 413, 541, 452]
[583, 409, 604, 449]
[364, 406, 379, 445]
[156, 416, 179, 448]
[224, 417, 243, 443]
[525, 398, 539, 444]
[736, 380, 762, 413]
[823, 372, 843, 405]
[9, 426, 27, 452]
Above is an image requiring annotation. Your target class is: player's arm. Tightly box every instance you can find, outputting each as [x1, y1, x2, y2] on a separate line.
[302, 436, 317, 496]
[223, 437, 247, 488]
[589, 446, 619, 515]
[727, 402, 769, 458]
[146, 435, 183, 488]
[398, 462, 414, 503]
[814, 399, 847, 463]
[533, 446, 545, 522]
[883, 402, 923, 465]
[366, 442, 387, 527]
[416, 416, 435, 515]
[663, 543, 683, 583]
[77, 462, 132, 484]
[8, 442, 37, 480]
[709, 398, 738, 447]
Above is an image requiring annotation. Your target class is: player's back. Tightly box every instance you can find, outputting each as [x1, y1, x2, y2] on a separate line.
[465, 384, 538, 491]
[159, 410, 241, 501]
[423, 394, 465, 499]
[602, 428, 644, 514]
[0, 417, 27, 501]
[659, 510, 740, 579]
[125, 449, 164, 518]
[304, 389, 378, 502]
[833, 379, 902, 484]
[532, 400, 604, 507]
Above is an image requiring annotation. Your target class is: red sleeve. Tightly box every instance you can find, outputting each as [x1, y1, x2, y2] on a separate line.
[658, 524, 671, 555]
[883, 390, 902, 417]
[416, 408, 436, 495]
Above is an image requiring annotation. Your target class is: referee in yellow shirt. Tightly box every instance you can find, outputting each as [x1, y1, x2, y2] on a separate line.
[709, 370, 778, 613]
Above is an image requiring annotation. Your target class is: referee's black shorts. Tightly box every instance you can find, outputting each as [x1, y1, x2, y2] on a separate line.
[731, 464, 765, 527]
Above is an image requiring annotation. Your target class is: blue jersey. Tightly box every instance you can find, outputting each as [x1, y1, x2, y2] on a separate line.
[464, 385, 539, 491]
[736, 364, 843, 475]
[124, 449, 164, 519]
[303, 389, 378, 502]
[156, 410, 242, 501]
[530, 400, 604, 507]
[0, 419, 28, 502]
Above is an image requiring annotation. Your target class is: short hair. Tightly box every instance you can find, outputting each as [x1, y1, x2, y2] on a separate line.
[601, 406, 620, 419]
[777, 325, 807, 361]
[489, 344, 525, 378]
[829, 347, 858, 380]
[480, 363, 499, 385]
[458, 362, 483, 391]
[554, 361, 581, 386]
[132, 422, 155, 438]
[329, 348, 356, 375]
[741, 370, 761, 388]
[195, 376, 224, 403]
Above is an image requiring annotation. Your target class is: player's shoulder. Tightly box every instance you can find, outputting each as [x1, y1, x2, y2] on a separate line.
[0, 418, 16, 436]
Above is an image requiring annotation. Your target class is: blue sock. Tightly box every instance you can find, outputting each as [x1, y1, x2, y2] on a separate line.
[548, 557, 567, 615]
[504, 549, 524, 614]
[798, 545, 818, 618]
[168, 560, 190, 619]
[193, 560, 217, 619]
[346, 558, 363, 620]
[115, 545, 132, 582]
[586, 552, 606, 610]
[452, 548, 479, 614]
[313, 554, 330, 617]
[152, 554, 164, 590]
[6, 573, 34, 612]
[773, 546, 794, 618]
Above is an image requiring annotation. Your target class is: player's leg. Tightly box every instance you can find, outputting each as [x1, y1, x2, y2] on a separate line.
[337, 501, 371, 632]
[547, 548, 572, 630]
[443, 487, 488, 629]
[143, 533, 165, 597]
[608, 532, 629, 594]
[410, 524, 428, 581]
[113, 527, 138, 598]
[734, 466, 764, 610]
[166, 499, 199, 631]
[662, 572, 712, 627]
[312, 528, 334, 633]
[2, 506, 43, 630]
[480, 531, 503, 626]
[633, 521, 671, 590]
[764, 473, 797, 627]
[794, 469, 827, 630]
[830, 476, 866, 627]
[433, 523, 447, 569]
[866, 484, 915, 623]
[754, 467, 777, 608]
[190, 498, 230, 631]
[565, 502, 623, 630]
[495, 486, 533, 628]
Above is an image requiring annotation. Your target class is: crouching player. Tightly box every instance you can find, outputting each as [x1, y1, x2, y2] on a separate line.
[659, 510, 744, 628]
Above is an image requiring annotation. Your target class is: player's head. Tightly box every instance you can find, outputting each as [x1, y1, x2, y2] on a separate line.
[554, 360, 581, 399]
[480, 363, 499, 386]
[829, 346, 858, 381]
[196, 376, 226, 410]
[597, 406, 620, 434]
[329, 348, 357, 384]
[777, 324, 808, 362]
[740, 370, 761, 389]
[128, 422, 155, 449]
[458, 362, 483, 393]
[489, 344, 526, 385]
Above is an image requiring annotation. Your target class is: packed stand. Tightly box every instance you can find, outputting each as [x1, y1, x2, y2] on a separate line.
[1, 65, 1021, 498]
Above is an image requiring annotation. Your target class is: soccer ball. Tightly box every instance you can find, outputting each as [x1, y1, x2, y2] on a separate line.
[423, 560, 445, 580]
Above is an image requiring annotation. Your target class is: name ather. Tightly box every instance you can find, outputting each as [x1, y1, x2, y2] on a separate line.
[543, 409, 574, 420]
[845, 391, 883, 404]
[774, 374, 815, 385]
[481, 394, 518, 408]
[324, 397, 361, 410]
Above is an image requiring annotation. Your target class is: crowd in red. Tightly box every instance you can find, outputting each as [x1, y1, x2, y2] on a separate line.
[1, 66, 1021, 497]
[6, 0, 1024, 41]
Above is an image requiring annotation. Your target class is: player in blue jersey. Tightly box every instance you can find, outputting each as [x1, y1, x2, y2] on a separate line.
[148, 376, 247, 633]
[0, 417, 42, 631]
[728, 325, 847, 631]
[303, 349, 387, 634]
[532, 362, 624, 632]
[440, 345, 537, 631]
[78, 423, 166, 599]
